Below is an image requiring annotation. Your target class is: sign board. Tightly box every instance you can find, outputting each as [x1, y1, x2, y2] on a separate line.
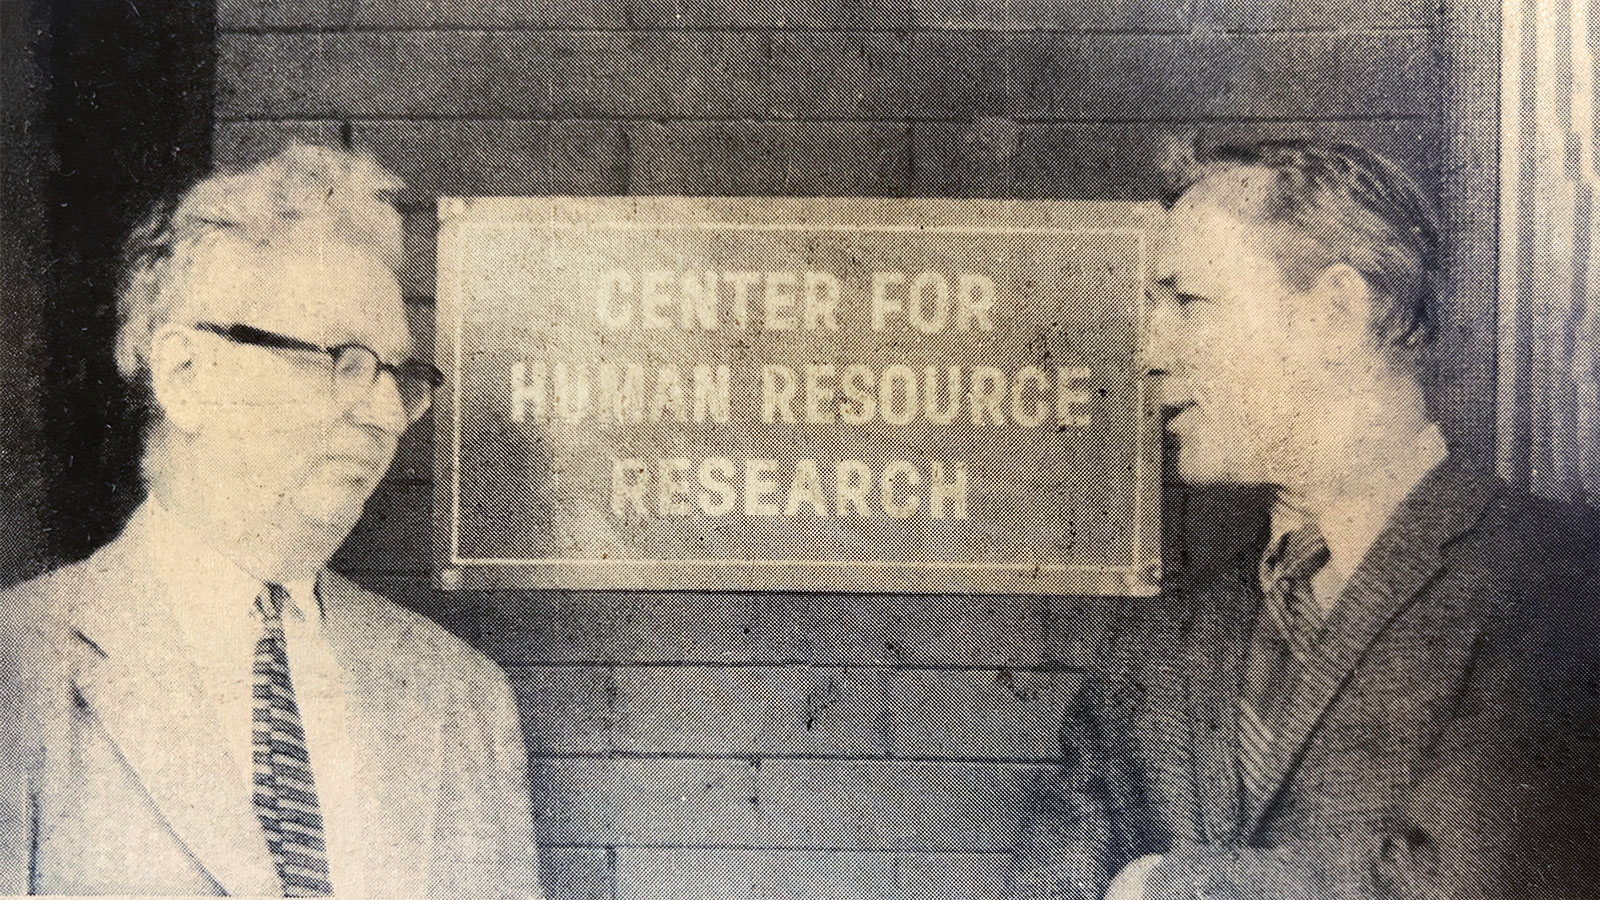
[433, 197, 1161, 595]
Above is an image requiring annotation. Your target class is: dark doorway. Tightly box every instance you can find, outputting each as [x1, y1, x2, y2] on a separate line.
[4, 0, 215, 577]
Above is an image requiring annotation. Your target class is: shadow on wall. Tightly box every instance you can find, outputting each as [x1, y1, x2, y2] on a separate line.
[28, 0, 213, 570]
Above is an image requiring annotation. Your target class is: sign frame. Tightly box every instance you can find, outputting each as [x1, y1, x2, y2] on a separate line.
[432, 196, 1163, 596]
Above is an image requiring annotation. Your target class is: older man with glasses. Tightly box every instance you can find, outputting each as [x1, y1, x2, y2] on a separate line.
[0, 145, 543, 898]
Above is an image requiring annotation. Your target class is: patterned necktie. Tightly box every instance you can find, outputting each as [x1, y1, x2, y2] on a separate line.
[253, 584, 333, 897]
[1236, 527, 1331, 809]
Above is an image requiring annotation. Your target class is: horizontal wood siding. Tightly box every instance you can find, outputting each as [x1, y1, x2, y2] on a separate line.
[213, 0, 1450, 895]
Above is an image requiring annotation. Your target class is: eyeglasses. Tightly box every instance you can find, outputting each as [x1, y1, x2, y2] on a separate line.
[193, 322, 444, 424]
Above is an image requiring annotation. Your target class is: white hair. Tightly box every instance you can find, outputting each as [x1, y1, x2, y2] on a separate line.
[115, 143, 405, 384]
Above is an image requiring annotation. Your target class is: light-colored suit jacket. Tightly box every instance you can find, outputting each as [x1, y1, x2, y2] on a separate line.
[0, 513, 543, 897]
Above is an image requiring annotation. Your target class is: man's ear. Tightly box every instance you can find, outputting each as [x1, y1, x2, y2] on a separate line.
[1312, 263, 1374, 330]
[147, 325, 206, 434]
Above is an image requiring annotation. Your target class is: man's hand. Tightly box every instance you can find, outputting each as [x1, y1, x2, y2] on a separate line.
[1104, 854, 1164, 900]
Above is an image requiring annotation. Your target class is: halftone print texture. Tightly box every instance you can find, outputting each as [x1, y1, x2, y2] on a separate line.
[208, 0, 1500, 898]
[435, 197, 1161, 596]
[252, 584, 334, 897]
[16, 0, 1595, 897]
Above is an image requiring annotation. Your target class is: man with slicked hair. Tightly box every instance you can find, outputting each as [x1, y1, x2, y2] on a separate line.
[0, 145, 543, 898]
[1021, 141, 1600, 900]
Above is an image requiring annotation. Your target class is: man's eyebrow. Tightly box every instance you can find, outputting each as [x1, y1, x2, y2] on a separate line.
[1152, 275, 1179, 290]
[322, 326, 406, 359]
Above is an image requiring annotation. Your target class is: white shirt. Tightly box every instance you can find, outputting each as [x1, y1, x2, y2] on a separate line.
[141, 500, 367, 897]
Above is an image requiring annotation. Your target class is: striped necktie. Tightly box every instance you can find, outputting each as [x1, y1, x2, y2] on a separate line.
[253, 584, 333, 896]
[1236, 527, 1331, 810]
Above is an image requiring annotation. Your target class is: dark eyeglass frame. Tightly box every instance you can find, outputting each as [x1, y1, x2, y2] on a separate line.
[193, 321, 445, 421]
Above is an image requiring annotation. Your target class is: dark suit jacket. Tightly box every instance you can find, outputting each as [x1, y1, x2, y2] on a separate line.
[0, 506, 544, 897]
[1019, 457, 1600, 900]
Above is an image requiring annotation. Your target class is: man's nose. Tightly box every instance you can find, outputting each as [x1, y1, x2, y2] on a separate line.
[347, 370, 410, 435]
[1142, 299, 1179, 376]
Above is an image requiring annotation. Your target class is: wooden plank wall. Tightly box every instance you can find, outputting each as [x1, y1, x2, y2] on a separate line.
[211, 1, 1452, 897]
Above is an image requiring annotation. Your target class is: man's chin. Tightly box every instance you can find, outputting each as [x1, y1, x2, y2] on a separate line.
[286, 490, 372, 541]
[1171, 452, 1247, 486]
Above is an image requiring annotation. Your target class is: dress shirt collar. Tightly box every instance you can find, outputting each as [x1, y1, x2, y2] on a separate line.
[1266, 423, 1449, 607]
[140, 499, 323, 641]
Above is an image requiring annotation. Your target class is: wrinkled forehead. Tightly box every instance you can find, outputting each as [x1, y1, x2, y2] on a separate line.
[177, 233, 414, 360]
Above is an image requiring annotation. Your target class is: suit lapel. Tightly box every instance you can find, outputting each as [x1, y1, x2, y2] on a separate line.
[1187, 550, 1260, 843]
[317, 571, 445, 788]
[317, 571, 445, 894]
[67, 514, 282, 896]
[1240, 458, 1497, 834]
